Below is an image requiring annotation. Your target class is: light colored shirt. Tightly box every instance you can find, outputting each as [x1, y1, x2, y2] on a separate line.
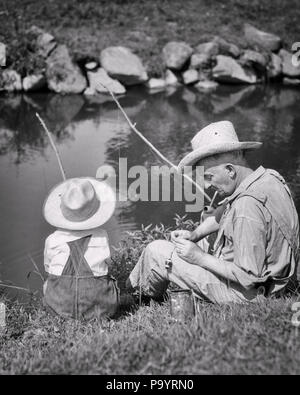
[214, 166, 299, 293]
[44, 228, 110, 276]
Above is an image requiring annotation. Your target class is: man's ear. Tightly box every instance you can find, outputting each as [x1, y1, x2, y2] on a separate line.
[225, 164, 236, 179]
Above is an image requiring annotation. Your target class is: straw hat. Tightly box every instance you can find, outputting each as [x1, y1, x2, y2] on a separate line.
[43, 178, 116, 230]
[178, 121, 262, 171]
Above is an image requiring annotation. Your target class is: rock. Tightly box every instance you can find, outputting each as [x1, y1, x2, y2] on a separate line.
[241, 50, 268, 69]
[279, 49, 300, 78]
[182, 69, 199, 85]
[45, 95, 84, 133]
[267, 53, 282, 79]
[146, 78, 166, 90]
[162, 41, 193, 70]
[244, 23, 281, 52]
[85, 61, 98, 71]
[165, 85, 178, 97]
[87, 67, 126, 95]
[195, 42, 219, 58]
[213, 36, 240, 58]
[46, 45, 87, 94]
[0, 70, 22, 92]
[100, 46, 148, 86]
[213, 55, 257, 84]
[182, 88, 197, 104]
[27, 26, 56, 58]
[283, 77, 300, 86]
[195, 80, 219, 92]
[83, 87, 95, 96]
[165, 69, 179, 86]
[37, 32, 56, 58]
[23, 74, 47, 92]
[211, 86, 257, 113]
[84, 91, 116, 104]
[190, 53, 211, 69]
[198, 69, 213, 81]
[0, 43, 6, 67]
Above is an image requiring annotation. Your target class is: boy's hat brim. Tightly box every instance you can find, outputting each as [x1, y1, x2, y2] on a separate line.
[43, 177, 116, 230]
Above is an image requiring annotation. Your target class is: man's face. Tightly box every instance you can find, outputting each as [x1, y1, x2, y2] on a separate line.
[203, 163, 236, 198]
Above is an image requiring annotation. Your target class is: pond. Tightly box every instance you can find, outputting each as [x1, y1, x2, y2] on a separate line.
[1, 84, 300, 298]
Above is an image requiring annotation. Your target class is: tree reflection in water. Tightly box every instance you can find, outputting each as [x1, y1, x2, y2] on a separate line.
[0, 94, 84, 163]
[0, 84, 300, 295]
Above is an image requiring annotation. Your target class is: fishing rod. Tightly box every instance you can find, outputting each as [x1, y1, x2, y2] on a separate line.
[99, 83, 212, 203]
[36, 88, 211, 203]
[36, 113, 67, 181]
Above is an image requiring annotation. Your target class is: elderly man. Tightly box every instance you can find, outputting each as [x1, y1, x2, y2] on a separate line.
[127, 121, 299, 304]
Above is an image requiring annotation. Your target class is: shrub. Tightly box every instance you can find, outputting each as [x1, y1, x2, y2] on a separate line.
[109, 215, 198, 290]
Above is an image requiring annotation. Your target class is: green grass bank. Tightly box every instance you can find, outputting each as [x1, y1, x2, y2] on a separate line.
[0, 220, 299, 375]
[0, 296, 299, 374]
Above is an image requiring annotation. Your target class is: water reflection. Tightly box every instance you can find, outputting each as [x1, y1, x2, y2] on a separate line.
[0, 83, 300, 296]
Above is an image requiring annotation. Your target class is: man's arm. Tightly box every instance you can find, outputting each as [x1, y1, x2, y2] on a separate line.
[189, 216, 220, 242]
[171, 211, 220, 243]
[189, 204, 225, 242]
[174, 198, 267, 287]
[173, 239, 239, 283]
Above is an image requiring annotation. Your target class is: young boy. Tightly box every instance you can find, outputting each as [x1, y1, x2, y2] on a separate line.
[43, 177, 119, 321]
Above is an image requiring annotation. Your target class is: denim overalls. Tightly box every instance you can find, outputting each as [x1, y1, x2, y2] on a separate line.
[43, 235, 119, 320]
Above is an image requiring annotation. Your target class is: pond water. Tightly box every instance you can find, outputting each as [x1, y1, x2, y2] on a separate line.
[1, 84, 300, 298]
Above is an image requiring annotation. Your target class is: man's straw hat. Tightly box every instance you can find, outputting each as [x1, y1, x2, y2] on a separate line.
[43, 178, 116, 230]
[178, 120, 262, 171]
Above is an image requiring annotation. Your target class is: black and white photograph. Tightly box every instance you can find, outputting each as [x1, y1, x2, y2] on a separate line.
[0, 0, 300, 377]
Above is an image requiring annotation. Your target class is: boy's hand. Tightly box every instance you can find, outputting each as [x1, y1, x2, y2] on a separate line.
[171, 230, 191, 243]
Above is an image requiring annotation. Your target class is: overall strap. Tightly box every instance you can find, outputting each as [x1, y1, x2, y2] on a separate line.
[62, 235, 93, 277]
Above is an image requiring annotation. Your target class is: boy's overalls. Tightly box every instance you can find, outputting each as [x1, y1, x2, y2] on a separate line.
[44, 235, 119, 320]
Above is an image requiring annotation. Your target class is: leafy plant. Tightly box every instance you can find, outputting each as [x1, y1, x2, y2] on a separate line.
[109, 215, 198, 290]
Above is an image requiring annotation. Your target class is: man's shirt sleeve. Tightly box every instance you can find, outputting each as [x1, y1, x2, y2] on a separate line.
[230, 197, 268, 289]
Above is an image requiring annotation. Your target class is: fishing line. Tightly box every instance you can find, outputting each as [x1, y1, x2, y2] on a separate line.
[1, 247, 44, 266]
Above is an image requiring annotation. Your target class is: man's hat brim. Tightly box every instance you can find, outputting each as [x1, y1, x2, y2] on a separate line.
[178, 141, 262, 171]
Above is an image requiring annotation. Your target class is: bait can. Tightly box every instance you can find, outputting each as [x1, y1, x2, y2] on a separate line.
[169, 289, 195, 322]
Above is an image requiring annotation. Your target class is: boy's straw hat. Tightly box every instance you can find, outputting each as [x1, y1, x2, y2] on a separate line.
[178, 120, 262, 171]
[43, 178, 116, 230]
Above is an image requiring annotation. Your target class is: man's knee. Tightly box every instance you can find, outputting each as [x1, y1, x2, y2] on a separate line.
[146, 239, 174, 259]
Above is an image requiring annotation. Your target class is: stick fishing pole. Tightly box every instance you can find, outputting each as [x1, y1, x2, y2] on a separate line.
[98, 83, 211, 203]
[36, 113, 67, 181]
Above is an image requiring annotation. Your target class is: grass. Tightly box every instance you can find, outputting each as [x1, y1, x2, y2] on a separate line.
[1, 1, 300, 374]
[0, 218, 299, 375]
[1, 0, 300, 77]
[0, 295, 299, 375]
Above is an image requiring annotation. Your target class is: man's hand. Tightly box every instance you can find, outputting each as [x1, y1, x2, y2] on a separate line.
[171, 230, 191, 243]
[173, 238, 204, 265]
